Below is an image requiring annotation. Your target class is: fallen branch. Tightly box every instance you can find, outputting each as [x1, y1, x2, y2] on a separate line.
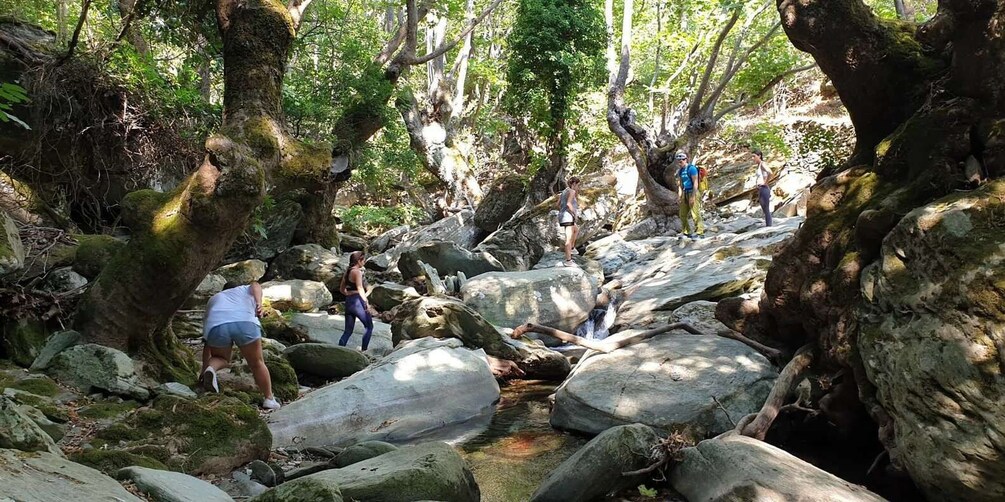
[712, 396, 736, 427]
[739, 343, 815, 440]
[717, 328, 784, 362]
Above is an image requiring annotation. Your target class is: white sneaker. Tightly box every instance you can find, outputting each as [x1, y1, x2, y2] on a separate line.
[262, 397, 281, 410]
[200, 368, 219, 393]
[563, 260, 576, 267]
[571, 249, 580, 255]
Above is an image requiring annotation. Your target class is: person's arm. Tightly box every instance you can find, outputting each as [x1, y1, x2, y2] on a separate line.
[249, 282, 264, 317]
[689, 167, 698, 199]
[762, 164, 773, 183]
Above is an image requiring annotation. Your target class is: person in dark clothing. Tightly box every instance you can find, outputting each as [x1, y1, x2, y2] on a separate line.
[753, 149, 773, 227]
[338, 251, 374, 351]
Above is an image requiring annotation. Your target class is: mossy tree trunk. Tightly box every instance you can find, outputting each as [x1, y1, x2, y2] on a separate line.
[728, 1, 1005, 497]
[74, 0, 329, 376]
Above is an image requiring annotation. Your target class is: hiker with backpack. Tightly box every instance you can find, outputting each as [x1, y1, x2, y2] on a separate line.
[753, 149, 773, 227]
[675, 152, 704, 239]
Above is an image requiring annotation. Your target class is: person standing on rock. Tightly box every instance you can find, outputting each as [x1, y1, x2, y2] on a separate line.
[753, 149, 773, 227]
[200, 281, 280, 410]
[338, 251, 374, 351]
[558, 176, 581, 267]
[676, 152, 704, 239]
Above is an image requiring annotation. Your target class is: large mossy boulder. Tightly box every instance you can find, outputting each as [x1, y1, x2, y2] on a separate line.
[460, 267, 595, 333]
[857, 182, 1005, 501]
[76, 395, 270, 476]
[283, 343, 369, 380]
[280, 442, 480, 502]
[71, 234, 126, 279]
[0, 448, 143, 501]
[333, 440, 399, 468]
[46, 344, 149, 400]
[250, 477, 343, 502]
[215, 259, 268, 288]
[550, 332, 776, 438]
[474, 174, 527, 233]
[531, 424, 661, 502]
[397, 240, 504, 280]
[0, 210, 25, 275]
[392, 297, 570, 380]
[117, 466, 234, 502]
[1, 319, 49, 368]
[670, 434, 884, 501]
[0, 396, 62, 456]
[264, 244, 345, 293]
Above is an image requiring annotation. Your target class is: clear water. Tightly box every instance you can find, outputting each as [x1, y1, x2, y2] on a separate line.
[457, 380, 589, 502]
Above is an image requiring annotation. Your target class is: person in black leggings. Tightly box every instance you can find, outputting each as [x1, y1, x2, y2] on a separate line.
[753, 149, 773, 227]
[337, 251, 374, 351]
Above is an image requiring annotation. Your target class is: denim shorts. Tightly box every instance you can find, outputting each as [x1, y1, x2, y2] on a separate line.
[205, 322, 262, 348]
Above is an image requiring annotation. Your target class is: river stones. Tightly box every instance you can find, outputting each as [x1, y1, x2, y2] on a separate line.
[368, 282, 421, 312]
[531, 424, 661, 502]
[46, 344, 150, 400]
[0, 396, 62, 456]
[268, 338, 500, 448]
[215, 259, 267, 288]
[261, 280, 333, 312]
[271, 442, 479, 502]
[397, 240, 503, 280]
[288, 313, 393, 355]
[461, 267, 595, 333]
[550, 332, 776, 438]
[670, 434, 884, 501]
[264, 244, 346, 292]
[334, 440, 399, 467]
[283, 343, 369, 379]
[0, 448, 142, 501]
[117, 466, 233, 502]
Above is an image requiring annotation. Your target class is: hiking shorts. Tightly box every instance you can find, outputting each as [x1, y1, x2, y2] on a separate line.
[205, 321, 261, 348]
[559, 212, 576, 226]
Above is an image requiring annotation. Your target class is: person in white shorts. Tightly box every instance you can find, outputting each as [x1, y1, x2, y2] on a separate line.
[200, 281, 280, 410]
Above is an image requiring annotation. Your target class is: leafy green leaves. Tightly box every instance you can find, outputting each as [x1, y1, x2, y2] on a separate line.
[0, 82, 30, 130]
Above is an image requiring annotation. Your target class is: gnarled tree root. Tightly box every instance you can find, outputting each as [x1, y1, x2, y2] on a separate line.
[737, 343, 815, 440]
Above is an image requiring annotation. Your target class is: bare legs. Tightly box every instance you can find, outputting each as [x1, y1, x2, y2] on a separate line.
[200, 341, 274, 400]
[564, 224, 579, 262]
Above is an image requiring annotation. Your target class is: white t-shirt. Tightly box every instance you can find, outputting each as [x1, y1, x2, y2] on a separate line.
[204, 285, 260, 336]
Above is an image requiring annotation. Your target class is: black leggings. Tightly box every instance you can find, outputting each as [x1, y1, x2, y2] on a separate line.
[338, 294, 373, 351]
[759, 185, 772, 227]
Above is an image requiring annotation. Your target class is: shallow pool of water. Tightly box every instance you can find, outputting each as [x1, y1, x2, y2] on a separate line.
[457, 380, 589, 502]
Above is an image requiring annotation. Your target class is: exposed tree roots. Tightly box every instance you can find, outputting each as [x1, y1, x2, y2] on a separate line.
[737, 343, 815, 440]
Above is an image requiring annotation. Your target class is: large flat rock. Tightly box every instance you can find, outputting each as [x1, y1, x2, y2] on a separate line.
[671, 434, 885, 501]
[461, 267, 595, 332]
[551, 332, 776, 438]
[118, 466, 234, 502]
[0, 448, 142, 501]
[289, 312, 393, 355]
[268, 338, 500, 448]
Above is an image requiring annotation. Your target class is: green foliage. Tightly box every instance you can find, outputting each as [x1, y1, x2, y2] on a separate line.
[795, 121, 855, 173]
[638, 484, 658, 498]
[337, 205, 426, 235]
[506, 0, 606, 136]
[0, 82, 30, 129]
[250, 195, 276, 240]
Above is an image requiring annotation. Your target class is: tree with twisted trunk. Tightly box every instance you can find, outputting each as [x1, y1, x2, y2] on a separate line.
[73, 0, 329, 381]
[727, 2, 1005, 499]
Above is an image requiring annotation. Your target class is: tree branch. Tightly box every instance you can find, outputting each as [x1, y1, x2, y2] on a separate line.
[61, 0, 93, 62]
[712, 62, 815, 122]
[739, 343, 815, 440]
[688, 8, 740, 120]
[405, 0, 504, 65]
[287, 0, 314, 31]
[702, 21, 781, 113]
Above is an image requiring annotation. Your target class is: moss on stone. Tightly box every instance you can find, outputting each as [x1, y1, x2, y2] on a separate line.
[70, 449, 168, 475]
[0, 320, 49, 367]
[72, 234, 126, 279]
[264, 353, 299, 403]
[79, 400, 140, 419]
[9, 376, 60, 397]
[84, 394, 270, 475]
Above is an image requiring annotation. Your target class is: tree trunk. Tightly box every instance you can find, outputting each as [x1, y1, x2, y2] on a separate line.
[728, 2, 1005, 497]
[893, 0, 908, 19]
[528, 118, 567, 204]
[56, 0, 68, 43]
[74, 0, 329, 379]
[117, 0, 149, 56]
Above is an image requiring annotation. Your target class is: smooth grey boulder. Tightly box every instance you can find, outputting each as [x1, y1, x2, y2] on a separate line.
[368, 282, 421, 312]
[371, 225, 410, 253]
[17, 403, 66, 441]
[264, 244, 345, 289]
[268, 338, 499, 448]
[215, 259, 267, 288]
[261, 280, 333, 312]
[47, 344, 150, 400]
[187, 273, 227, 307]
[157, 382, 197, 398]
[0, 397, 62, 456]
[397, 240, 504, 280]
[334, 440, 399, 467]
[248, 459, 278, 487]
[29, 329, 81, 371]
[551, 333, 776, 438]
[670, 434, 885, 501]
[289, 442, 479, 502]
[289, 313, 393, 355]
[41, 267, 87, 293]
[283, 343, 369, 379]
[532, 252, 604, 288]
[250, 476, 342, 502]
[374, 211, 481, 272]
[531, 424, 661, 502]
[461, 267, 595, 333]
[118, 466, 234, 502]
[0, 448, 142, 501]
[226, 199, 302, 262]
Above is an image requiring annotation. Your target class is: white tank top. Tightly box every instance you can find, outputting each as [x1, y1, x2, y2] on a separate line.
[755, 163, 770, 186]
[203, 285, 260, 336]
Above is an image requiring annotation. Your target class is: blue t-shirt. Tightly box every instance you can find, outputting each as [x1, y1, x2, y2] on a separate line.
[678, 164, 699, 192]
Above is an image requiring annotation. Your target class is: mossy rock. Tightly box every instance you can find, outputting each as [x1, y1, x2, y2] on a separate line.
[78, 400, 140, 420]
[1, 319, 49, 368]
[2, 389, 69, 423]
[264, 353, 299, 403]
[70, 449, 169, 475]
[72, 234, 126, 279]
[8, 376, 60, 397]
[251, 476, 343, 502]
[82, 394, 270, 475]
